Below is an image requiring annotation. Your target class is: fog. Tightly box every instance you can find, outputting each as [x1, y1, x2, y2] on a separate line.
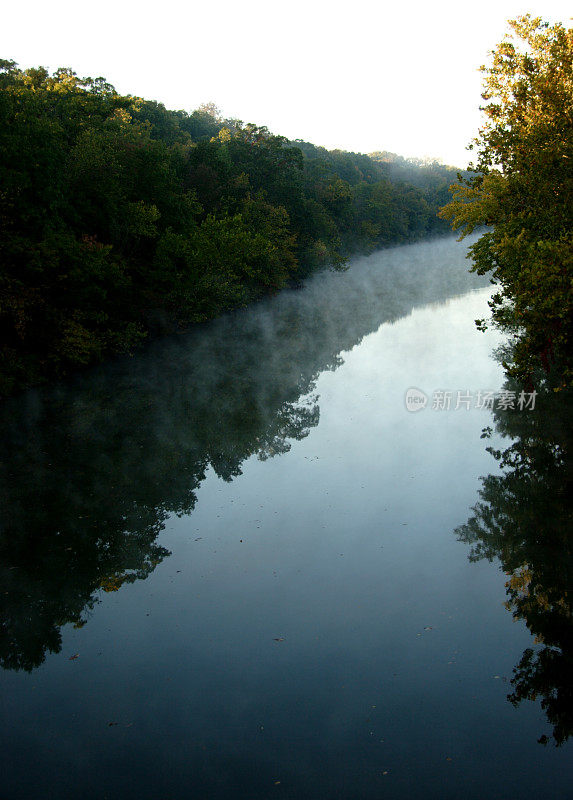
[0, 233, 491, 670]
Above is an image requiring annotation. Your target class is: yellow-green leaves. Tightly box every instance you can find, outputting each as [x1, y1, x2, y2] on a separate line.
[439, 171, 507, 235]
[440, 16, 573, 386]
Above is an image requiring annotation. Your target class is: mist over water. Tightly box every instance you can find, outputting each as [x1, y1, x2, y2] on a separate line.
[0, 234, 492, 563]
[1, 234, 571, 799]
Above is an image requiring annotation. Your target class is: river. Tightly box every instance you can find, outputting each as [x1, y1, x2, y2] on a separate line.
[1, 234, 571, 799]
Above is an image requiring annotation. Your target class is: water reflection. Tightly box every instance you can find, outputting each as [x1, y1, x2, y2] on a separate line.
[0, 235, 489, 672]
[456, 381, 573, 745]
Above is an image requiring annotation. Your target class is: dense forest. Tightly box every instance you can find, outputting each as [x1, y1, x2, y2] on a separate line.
[0, 61, 456, 396]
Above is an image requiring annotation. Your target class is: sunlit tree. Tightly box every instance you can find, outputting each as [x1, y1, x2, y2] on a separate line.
[440, 16, 573, 386]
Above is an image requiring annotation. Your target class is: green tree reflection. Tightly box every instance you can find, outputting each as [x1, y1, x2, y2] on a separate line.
[0, 332, 321, 672]
[456, 382, 573, 745]
[0, 239, 489, 672]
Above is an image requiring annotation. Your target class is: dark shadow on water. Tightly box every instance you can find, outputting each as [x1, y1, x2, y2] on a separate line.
[456, 378, 573, 745]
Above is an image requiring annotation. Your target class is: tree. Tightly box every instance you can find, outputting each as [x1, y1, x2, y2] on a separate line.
[0, 59, 456, 396]
[440, 16, 573, 387]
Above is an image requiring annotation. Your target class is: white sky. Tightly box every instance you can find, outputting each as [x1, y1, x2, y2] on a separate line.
[2, 1, 571, 167]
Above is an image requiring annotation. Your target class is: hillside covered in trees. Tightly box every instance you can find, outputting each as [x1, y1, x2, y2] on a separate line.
[0, 60, 457, 396]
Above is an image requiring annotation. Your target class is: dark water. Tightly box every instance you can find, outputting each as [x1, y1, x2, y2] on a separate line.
[1, 235, 571, 799]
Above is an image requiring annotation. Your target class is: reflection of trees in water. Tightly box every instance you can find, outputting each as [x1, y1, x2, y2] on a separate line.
[0, 236, 489, 672]
[0, 373, 319, 672]
[456, 383, 573, 745]
[0, 304, 327, 672]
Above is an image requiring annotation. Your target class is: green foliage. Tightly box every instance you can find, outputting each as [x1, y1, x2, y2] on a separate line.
[440, 16, 573, 386]
[0, 60, 453, 396]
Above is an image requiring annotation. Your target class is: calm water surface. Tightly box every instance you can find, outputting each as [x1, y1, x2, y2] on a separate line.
[1, 235, 571, 799]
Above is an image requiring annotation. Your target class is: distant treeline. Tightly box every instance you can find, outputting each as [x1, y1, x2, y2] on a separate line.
[0, 61, 458, 395]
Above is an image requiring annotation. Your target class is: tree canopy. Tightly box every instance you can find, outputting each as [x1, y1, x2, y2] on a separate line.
[0, 60, 452, 396]
[440, 16, 573, 387]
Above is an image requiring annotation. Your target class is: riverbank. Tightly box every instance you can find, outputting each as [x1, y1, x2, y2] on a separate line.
[0, 61, 458, 398]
